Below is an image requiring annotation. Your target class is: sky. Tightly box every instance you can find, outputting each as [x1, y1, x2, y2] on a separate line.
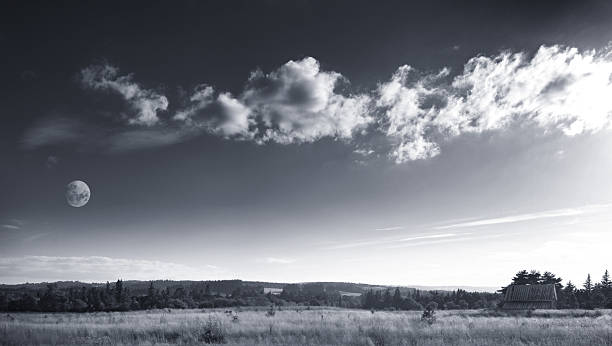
[1, 0, 612, 288]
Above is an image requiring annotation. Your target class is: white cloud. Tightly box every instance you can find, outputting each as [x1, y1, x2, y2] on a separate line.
[378, 45, 612, 163]
[323, 232, 466, 250]
[80, 64, 169, 126]
[374, 226, 403, 231]
[242, 57, 373, 144]
[0, 256, 225, 284]
[29, 45, 612, 163]
[172, 57, 373, 143]
[173, 85, 252, 137]
[354, 148, 375, 157]
[262, 257, 296, 264]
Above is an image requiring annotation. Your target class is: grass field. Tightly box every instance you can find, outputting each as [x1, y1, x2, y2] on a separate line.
[1, 308, 611, 345]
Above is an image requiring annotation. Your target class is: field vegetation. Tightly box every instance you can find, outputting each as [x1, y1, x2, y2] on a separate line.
[2, 308, 611, 346]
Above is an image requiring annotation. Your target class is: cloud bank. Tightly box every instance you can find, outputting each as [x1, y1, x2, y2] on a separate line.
[25, 44, 612, 162]
[173, 57, 373, 143]
[0, 256, 224, 284]
[378, 45, 612, 162]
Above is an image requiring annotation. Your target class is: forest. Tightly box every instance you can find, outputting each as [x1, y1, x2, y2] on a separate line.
[1, 269, 610, 312]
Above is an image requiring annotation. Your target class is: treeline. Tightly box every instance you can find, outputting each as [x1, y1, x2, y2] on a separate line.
[0, 280, 497, 312]
[5, 269, 608, 313]
[0, 280, 272, 312]
[502, 269, 612, 309]
[361, 288, 500, 310]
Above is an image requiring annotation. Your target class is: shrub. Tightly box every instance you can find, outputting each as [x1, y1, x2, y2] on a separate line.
[421, 301, 437, 325]
[199, 316, 226, 344]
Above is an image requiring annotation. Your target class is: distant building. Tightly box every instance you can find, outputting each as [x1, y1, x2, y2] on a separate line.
[263, 287, 283, 296]
[501, 284, 557, 310]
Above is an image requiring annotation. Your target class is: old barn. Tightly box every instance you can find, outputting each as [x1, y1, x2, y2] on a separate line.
[502, 284, 557, 310]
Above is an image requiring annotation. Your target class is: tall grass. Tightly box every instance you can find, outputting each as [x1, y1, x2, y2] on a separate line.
[1, 308, 611, 345]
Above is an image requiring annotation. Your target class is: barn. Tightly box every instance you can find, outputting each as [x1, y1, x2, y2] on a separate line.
[502, 284, 557, 310]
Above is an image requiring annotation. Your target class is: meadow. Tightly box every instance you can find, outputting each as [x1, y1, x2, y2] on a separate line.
[1, 308, 611, 346]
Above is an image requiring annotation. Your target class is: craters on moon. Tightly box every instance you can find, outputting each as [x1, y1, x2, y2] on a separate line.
[66, 180, 91, 207]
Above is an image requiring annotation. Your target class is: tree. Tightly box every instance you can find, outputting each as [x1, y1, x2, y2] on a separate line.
[584, 274, 593, 293]
[115, 279, 123, 303]
[383, 289, 393, 308]
[392, 288, 402, 309]
[541, 271, 563, 290]
[561, 281, 578, 308]
[592, 292, 607, 308]
[512, 270, 530, 285]
[601, 270, 611, 300]
[204, 283, 212, 297]
[527, 270, 541, 285]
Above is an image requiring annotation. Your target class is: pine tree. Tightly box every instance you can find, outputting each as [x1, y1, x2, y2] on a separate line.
[527, 270, 541, 284]
[584, 274, 593, 293]
[115, 279, 123, 302]
[392, 288, 402, 309]
[512, 270, 530, 285]
[541, 271, 563, 289]
[601, 270, 611, 289]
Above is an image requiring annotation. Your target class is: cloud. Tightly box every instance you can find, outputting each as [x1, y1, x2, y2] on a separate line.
[435, 204, 612, 229]
[374, 226, 403, 231]
[241, 57, 373, 143]
[262, 257, 296, 264]
[22, 117, 192, 153]
[25, 44, 612, 163]
[323, 232, 465, 250]
[385, 233, 505, 249]
[378, 45, 612, 163]
[80, 64, 169, 126]
[354, 148, 375, 157]
[1, 224, 20, 230]
[175, 57, 373, 143]
[0, 256, 225, 284]
[174, 85, 252, 137]
[22, 117, 84, 149]
[104, 127, 194, 152]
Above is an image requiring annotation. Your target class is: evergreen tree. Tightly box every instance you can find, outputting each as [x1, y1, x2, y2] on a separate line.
[584, 274, 593, 293]
[541, 271, 563, 289]
[601, 269, 611, 297]
[602, 270, 611, 286]
[115, 279, 123, 303]
[392, 288, 402, 309]
[527, 270, 541, 284]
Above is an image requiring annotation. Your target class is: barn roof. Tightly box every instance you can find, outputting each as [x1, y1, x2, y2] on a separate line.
[504, 284, 557, 302]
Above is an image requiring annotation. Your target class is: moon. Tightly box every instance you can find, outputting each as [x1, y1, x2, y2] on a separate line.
[66, 180, 91, 207]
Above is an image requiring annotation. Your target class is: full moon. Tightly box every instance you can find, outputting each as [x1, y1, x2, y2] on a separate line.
[66, 180, 91, 207]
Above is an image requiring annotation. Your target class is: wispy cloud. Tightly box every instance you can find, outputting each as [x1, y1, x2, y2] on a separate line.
[0, 256, 225, 284]
[262, 257, 296, 264]
[374, 226, 404, 231]
[23, 117, 193, 153]
[22, 233, 48, 242]
[1, 224, 20, 230]
[323, 232, 466, 250]
[385, 233, 504, 249]
[435, 204, 612, 230]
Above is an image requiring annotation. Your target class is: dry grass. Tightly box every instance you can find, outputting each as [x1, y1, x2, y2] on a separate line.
[1, 308, 611, 345]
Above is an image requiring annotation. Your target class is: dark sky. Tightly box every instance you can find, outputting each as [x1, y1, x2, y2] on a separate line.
[2, 0, 612, 286]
